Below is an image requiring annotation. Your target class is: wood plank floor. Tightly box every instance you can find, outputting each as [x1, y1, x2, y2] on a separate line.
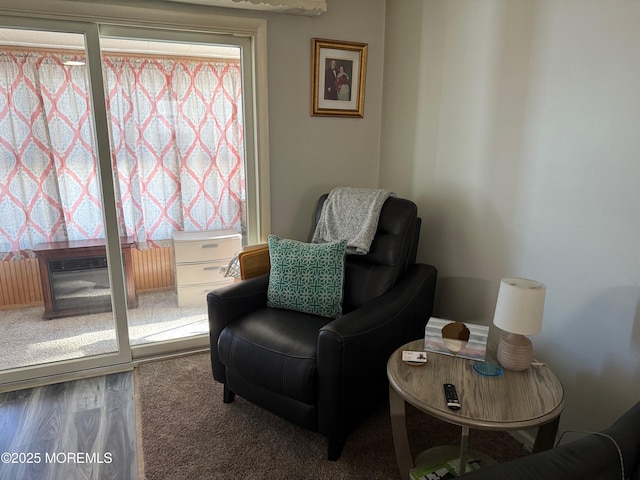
[0, 372, 137, 480]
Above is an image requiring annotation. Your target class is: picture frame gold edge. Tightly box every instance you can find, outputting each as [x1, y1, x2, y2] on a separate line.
[310, 37, 368, 118]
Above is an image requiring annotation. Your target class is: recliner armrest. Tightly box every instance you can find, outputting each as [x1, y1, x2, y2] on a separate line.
[458, 400, 640, 480]
[316, 263, 437, 438]
[207, 273, 269, 328]
[320, 263, 436, 341]
[207, 274, 269, 382]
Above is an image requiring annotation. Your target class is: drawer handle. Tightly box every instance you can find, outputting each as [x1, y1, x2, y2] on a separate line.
[203, 266, 219, 271]
[202, 243, 219, 249]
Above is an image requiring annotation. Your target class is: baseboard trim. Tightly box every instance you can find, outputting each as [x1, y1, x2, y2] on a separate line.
[508, 429, 536, 452]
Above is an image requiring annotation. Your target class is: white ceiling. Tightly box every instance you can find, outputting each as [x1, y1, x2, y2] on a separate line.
[0, 27, 241, 59]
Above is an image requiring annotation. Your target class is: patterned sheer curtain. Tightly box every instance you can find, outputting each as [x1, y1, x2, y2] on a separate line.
[105, 55, 245, 247]
[0, 50, 104, 260]
[0, 49, 245, 260]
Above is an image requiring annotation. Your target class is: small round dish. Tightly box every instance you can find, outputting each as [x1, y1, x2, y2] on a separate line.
[473, 362, 503, 377]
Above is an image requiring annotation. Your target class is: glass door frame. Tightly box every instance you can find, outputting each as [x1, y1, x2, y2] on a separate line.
[0, 17, 132, 388]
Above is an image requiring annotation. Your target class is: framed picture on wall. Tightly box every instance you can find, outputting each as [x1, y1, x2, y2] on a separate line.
[310, 38, 368, 118]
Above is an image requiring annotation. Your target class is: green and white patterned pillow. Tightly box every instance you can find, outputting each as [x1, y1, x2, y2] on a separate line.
[267, 235, 347, 318]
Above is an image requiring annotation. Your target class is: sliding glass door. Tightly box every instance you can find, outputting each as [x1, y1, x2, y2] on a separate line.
[0, 14, 261, 388]
[98, 28, 252, 356]
[0, 21, 131, 387]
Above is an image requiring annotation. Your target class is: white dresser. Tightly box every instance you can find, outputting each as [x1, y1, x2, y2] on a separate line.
[172, 229, 242, 307]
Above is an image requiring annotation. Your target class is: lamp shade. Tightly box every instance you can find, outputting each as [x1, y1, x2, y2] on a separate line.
[492, 277, 546, 336]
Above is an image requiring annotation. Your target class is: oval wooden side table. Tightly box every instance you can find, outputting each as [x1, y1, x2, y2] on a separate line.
[387, 339, 565, 478]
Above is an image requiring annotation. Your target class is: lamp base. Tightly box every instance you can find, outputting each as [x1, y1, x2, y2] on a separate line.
[496, 333, 533, 371]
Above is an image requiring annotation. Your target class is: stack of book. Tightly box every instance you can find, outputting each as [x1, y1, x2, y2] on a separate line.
[409, 456, 483, 480]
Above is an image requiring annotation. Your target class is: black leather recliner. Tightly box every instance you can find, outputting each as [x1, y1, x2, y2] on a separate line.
[207, 194, 438, 460]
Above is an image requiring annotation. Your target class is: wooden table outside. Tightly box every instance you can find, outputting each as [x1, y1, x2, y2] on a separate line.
[387, 339, 565, 478]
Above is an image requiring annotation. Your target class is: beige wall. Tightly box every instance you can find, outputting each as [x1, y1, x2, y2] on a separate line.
[257, 0, 387, 240]
[382, 0, 640, 435]
[191, 0, 387, 240]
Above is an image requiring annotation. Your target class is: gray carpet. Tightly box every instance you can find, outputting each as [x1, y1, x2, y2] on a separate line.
[135, 353, 528, 480]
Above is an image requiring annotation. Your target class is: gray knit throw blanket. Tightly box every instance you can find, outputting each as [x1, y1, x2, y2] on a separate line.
[312, 187, 396, 255]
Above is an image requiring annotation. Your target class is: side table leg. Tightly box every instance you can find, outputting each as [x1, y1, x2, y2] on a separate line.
[389, 385, 414, 478]
[533, 415, 561, 452]
[459, 426, 470, 475]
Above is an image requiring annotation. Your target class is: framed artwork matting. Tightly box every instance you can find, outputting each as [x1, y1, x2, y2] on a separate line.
[310, 38, 368, 118]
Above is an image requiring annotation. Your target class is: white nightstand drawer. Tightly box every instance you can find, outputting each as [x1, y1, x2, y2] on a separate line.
[175, 261, 229, 286]
[177, 281, 232, 307]
[173, 238, 240, 264]
[172, 230, 241, 264]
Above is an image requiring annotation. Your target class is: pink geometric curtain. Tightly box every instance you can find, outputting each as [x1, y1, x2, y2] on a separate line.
[0, 49, 245, 260]
[105, 55, 245, 246]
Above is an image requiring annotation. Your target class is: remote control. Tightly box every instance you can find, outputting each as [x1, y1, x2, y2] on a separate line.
[444, 383, 461, 410]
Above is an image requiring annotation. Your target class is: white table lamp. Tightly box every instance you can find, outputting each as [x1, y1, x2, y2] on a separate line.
[493, 277, 546, 371]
